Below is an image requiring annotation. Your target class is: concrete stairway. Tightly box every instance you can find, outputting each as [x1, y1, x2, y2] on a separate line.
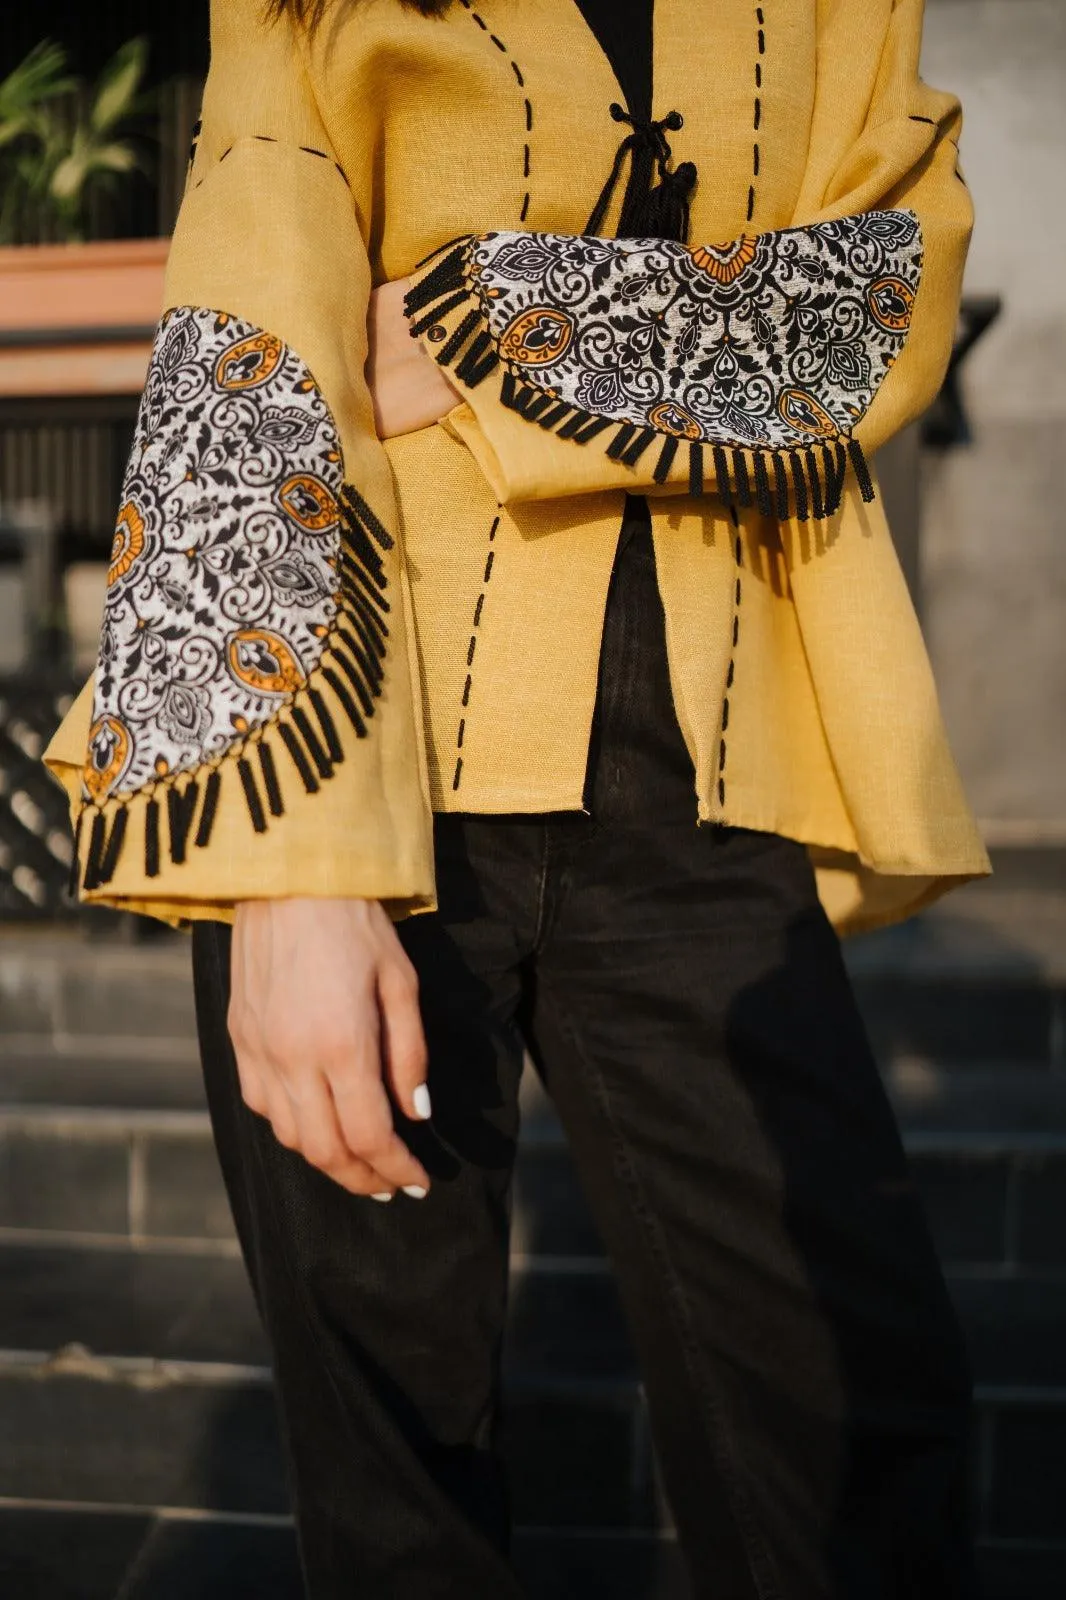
[1, 849, 1064, 1598]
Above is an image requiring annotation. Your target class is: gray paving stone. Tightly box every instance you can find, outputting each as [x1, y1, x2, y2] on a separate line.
[505, 1266, 636, 1384]
[853, 976, 1055, 1068]
[909, 1153, 1010, 1265]
[118, 1517, 303, 1600]
[986, 1405, 1066, 1542]
[0, 1245, 266, 1367]
[0, 1124, 129, 1236]
[513, 1143, 605, 1259]
[0, 1504, 152, 1600]
[951, 1274, 1066, 1388]
[140, 1133, 234, 1242]
[1015, 1153, 1066, 1268]
[978, 1540, 1066, 1600]
[0, 1369, 287, 1513]
[1, 1047, 205, 1112]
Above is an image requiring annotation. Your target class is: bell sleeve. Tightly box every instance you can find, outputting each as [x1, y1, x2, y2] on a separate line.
[404, 0, 969, 522]
[43, 0, 435, 923]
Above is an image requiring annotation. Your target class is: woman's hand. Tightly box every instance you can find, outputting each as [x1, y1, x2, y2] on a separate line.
[366, 276, 461, 439]
[229, 897, 432, 1200]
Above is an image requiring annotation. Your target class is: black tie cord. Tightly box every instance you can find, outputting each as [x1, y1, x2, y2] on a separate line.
[585, 104, 699, 245]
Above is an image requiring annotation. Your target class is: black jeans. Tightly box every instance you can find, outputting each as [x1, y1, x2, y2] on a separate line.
[192, 506, 979, 1599]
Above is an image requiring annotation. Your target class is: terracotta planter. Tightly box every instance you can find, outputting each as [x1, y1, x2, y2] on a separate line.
[0, 237, 168, 399]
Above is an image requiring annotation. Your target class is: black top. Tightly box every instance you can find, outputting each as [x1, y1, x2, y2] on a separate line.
[573, 0, 655, 121]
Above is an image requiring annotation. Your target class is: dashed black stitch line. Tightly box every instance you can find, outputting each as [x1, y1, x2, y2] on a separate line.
[718, 509, 744, 810]
[453, 514, 501, 791]
[748, 6, 766, 223]
[254, 134, 277, 142]
[299, 144, 329, 158]
[448, 6, 531, 792]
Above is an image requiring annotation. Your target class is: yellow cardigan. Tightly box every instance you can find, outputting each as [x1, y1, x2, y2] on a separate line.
[44, 0, 990, 933]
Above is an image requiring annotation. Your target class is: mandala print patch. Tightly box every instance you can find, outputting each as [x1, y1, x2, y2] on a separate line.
[405, 209, 925, 517]
[86, 306, 344, 802]
[465, 210, 922, 451]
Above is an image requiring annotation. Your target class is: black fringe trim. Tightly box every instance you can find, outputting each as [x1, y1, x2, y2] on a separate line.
[72, 472, 397, 895]
[406, 242, 884, 525]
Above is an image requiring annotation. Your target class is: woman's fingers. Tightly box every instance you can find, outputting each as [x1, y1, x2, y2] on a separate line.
[378, 958, 432, 1125]
[281, 1073, 398, 1198]
[329, 1069, 432, 1197]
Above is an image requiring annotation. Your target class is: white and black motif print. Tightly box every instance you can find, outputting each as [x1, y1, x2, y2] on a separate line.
[86, 306, 345, 803]
[465, 209, 923, 452]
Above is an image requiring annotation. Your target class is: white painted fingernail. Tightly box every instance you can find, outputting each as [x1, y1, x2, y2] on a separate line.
[370, 1192, 393, 1203]
[403, 1185, 428, 1200]
[412, 1083, 432, 1121]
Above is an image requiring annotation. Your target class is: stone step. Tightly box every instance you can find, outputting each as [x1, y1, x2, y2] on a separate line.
[7, 1094, 1066, 1274]
[0, 1499, 1061, 1600]
[0, 1504, 696, 1600]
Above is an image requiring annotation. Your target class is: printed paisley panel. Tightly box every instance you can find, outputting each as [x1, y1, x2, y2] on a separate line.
[86, 306, 343, 802]
[467, 209, 923, 451]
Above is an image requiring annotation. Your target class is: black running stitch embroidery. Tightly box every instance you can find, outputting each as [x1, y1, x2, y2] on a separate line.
[749, 7, 766, 223]
[719, 507, 743, 810]
[451, 2, 532, 790]
[453, 514, 501, 792]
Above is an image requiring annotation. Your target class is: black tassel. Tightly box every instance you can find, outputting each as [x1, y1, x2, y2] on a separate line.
[572, 415, 613, 445]
[620, 425, 658, 468]
[732, 449, 753, 509]
[309, 688, 344, 765]
[407, 290, 469, 340]
[341, 485, 394, 553]
[166, 780, 199, 866]
[689, 443, 704, 497]
[67, 809, 85, 899]
[753, 453, 774, 518]
[829, 441, 849, 514]
[558, 408, 594, 441]
[772, 453, 791, 520]
[339, 609, 386, 675]
[144, 797, 161, 879]
[195, 769, 222, 849]
[453, 330, 500, 388]
[513, 383, 540, 417]
[521, 390, 556, 423]
[333, 642, 376, 719]
[237, 756, 268, 834]
[403, 243, 469, 314]
[654, 435, 679, 485]
[435, 308, 481, 368]
[84, 809, 107, 892]
[338, 623, 383, 695]
[257, 741, 285, 817]
[278, 722, 320, 794]
[322, 664, 368, 740]
[501, 371, 520, 410]
[536, 401, 573, 432]
[97, 806, 129, 886]
[805, 447, 826, 520]
[789, 451, 810, 522]
[291, 706, 333, 779]
[847, 438, 876, 503]
[713, 445, 735, 510]
[607, 422, 639, 462]
[340, 551, 390, 615]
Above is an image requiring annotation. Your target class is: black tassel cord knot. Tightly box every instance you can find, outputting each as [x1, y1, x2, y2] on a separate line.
[585, 104, 698, 245]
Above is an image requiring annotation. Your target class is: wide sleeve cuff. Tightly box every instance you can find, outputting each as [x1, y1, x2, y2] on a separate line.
[405, 211, 924, 519]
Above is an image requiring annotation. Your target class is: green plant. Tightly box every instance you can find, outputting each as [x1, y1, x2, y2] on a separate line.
[0, 37, 154, 245]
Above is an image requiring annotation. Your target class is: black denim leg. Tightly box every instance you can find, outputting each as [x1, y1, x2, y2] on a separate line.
[192, 903, 532, 1600]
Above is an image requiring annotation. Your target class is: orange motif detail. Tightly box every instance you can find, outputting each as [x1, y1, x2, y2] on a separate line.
[648, 400, 703, 441]
[84, 715, 131, 802]
[777, 388, 839, 440]
[690, 234, 758, 285]
[867, 277, 916, 333]
[277, 474, 339, 531]
[499, 307, 574, 366]
[226, 629, 305, 695]
[109, 501, 146, 585]
[214, 332, 284, 391]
